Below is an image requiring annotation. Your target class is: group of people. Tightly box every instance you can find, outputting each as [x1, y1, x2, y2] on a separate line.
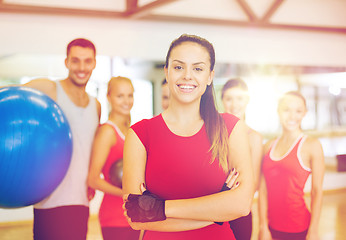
[6, 35, 324, 240]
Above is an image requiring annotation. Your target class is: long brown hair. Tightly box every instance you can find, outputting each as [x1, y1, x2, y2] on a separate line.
[165, 34, 229, 172]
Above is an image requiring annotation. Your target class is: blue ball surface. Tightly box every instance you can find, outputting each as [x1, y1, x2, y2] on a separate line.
[0, 86, 72, 208]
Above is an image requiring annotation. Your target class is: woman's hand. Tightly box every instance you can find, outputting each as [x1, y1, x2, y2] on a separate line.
[123, 183, 166, 223]
[224, 168, 240, 190]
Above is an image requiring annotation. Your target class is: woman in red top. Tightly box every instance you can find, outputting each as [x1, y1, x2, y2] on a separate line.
[259, 91, 324, 240]
[221, 78, 263, 240]
[88, 77, 140, 240]
[122, 34, 254, 240]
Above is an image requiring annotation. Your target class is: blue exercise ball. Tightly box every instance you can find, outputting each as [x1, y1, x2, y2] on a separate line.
[0, 86, 72, 208]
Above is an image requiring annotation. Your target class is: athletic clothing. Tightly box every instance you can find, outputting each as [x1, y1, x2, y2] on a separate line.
[99, 120, 128, 227]
[34, 81, 99, 239]
[131, 113, 239, 240]
[228, 212, 252, 240]
[102, 227, 140, 240]
[33, 205, 89, 240]
[269, 225, 308, 240]
[98, 121, 139, 239]
[262, 134, 311, 234]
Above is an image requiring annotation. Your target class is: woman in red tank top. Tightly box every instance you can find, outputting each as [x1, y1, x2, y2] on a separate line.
[258, 91, 325, 240]
[88, 77, 140, 240]
[221, 78, 263, 240]
[122, 34, 255, 240]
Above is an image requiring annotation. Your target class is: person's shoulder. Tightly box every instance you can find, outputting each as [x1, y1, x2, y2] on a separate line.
[98, 122, 117, 137]
[220, 113, 240, 134]
[131, 114, 160, 129]
[25, 78, 55, 88]
[23, 78, 57, 100]
[263, 138, 276, 152]
[302, 135, 322, 151]
[248, 127, 262, 139]
[221, 112, 239, 122]
[248, 128, 263, 144]
[100, 122, 116, 132]
[221, 112, 239, 127]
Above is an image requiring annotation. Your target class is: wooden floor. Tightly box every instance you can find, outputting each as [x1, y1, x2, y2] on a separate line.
[0, 190, 345, 240]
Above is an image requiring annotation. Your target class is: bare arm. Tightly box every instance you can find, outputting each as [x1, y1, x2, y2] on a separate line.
[258, 175, 272, 240]
[258, 140, 273, 240]
[23, 78, 57, 100]
[1, 78, 57, 100]
[249, 130, 263, 191]
[123, 120, 253, 231]
[88, 125, 122, 197]
[306, 138, 325, 239]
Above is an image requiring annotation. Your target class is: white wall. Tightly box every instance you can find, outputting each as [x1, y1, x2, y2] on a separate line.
[1, 12, 346, 67]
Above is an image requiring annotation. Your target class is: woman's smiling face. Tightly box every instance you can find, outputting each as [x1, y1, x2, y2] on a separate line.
[164, 41, 214, 105]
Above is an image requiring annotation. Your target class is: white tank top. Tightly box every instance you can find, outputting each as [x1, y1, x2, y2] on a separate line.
[35, 81, 99, 209]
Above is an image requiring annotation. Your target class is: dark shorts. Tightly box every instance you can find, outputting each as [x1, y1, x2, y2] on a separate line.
[269, 226, 308, 240]
[229, 211, 252, 240]
[102, 226, 140, 240]
[33, 205, 89, 240]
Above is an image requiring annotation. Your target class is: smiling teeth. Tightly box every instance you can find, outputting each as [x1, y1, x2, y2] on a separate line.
[77, 73, 87, 78]
[179, 85, 195, 89]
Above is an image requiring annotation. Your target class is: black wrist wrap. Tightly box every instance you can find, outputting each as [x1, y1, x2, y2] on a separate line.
[125, 190, 166, 222]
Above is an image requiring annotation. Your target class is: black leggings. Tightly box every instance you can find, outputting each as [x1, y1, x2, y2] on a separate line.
[269, 226, 308, 240]
[33, 205, 89, 240]
[101, 227, 140, 240]
[229, 212, 252, 240]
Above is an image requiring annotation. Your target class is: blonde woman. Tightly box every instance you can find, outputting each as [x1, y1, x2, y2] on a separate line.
[88, 77, 139, 240]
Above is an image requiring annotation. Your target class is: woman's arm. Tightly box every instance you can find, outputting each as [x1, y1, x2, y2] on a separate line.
[123, 121, 253, 230]
[258, 140, 273, 240]
[164, 120, 254, 222]
[88, 124, 122, 197]
[249, 130, 263, 191]
[258, 175, 272, 240]
[128, 218, 213, 232]
[306, 138, 325, 240]
[122, 129, 213, 231]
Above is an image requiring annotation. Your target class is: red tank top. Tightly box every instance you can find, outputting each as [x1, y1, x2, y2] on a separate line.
[262, 134, 311, 232]
[131, 113, 239, 240]
[99, 121, 129, 227]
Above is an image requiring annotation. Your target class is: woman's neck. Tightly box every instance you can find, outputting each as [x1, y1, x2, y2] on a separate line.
[108, 112, 130, 133]
[162, 100, 203, 137]
[280, 129, 302, 141]
[166, 100, 201, 123]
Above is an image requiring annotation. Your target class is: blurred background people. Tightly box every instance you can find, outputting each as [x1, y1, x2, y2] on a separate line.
[19, 38, 101, 240]
[258, 91, 324, 240]
[221, 78, 263, 240]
